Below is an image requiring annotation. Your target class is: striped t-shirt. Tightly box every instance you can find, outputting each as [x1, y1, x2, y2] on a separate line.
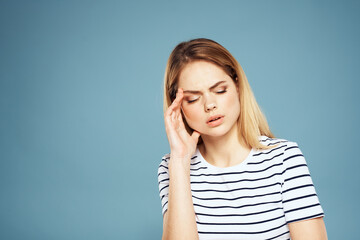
[157, 136, 325, 240]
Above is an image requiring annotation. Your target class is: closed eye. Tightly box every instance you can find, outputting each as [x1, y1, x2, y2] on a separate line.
[216, 87, 227, 94]
[216, 90, 227, 94]
[187, 98, 199, 103]
[186, 89, 226, 103]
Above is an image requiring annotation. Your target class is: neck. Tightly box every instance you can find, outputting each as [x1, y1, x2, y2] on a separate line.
[199, 123, 251, 168]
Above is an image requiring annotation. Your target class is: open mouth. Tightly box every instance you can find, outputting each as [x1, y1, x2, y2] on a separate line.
[209, 117, 222, 122]
[207, 115, 224, 126]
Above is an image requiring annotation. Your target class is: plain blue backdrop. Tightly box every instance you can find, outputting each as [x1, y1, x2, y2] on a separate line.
[1, 0, 359, 239]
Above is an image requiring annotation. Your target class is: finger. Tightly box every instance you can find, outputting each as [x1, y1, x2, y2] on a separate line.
[177, 111, 186, 130]
[165, 100, 178, 119]
[165, 108, 180, 134]
[174, 88, 183, 103]
[174, 89, 184, 119]
[164, 89, 183, 118]
[178, 127, 190, 144]
[171, 111, 176, 123]
[191, 131, 201, 143]
[165, 111, 178, 131]
[172, 88, 184, 110]
[164, 111, 182, 144]
[164, 88, 184, 139]
[177, 115, 193, 143]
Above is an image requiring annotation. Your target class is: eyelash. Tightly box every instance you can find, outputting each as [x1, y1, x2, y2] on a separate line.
[187, 99, 198, 103]
[186, 89, 227, 104]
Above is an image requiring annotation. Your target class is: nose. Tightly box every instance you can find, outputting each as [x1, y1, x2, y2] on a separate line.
[205, 101, 217, 112]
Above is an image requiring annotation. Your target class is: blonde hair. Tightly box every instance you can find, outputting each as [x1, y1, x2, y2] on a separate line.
[163, 38, 276, 150]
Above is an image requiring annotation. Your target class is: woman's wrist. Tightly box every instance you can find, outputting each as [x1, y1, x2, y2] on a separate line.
[168, 156, 191, 176]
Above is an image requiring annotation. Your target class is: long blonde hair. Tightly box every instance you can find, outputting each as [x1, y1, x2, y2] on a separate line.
[163, 38, 276, 150]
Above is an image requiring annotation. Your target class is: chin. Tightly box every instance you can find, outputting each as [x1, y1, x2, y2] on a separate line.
[198, 126, 233, 138]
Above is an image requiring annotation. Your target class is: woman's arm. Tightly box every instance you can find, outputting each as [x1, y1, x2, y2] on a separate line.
[288, 217, 328, 240]
[162, 158, 199, 240]
[162, 88, 200, 240]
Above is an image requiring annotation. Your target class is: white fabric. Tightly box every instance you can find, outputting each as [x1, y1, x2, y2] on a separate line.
[158, 136, 325, 240]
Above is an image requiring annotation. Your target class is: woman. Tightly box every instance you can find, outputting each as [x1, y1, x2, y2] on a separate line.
[158, 38, 327, 240]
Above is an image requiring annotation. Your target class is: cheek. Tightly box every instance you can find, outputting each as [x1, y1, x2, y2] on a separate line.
[227, 94, 240, 107]
[223, 92, 241, 115]
[181, 105, 203, 126]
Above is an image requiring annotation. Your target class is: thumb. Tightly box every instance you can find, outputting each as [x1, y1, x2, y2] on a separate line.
[191, 131, 201, 143]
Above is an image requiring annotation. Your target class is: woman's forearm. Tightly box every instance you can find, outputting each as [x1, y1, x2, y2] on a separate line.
[162, 158, 199, 240]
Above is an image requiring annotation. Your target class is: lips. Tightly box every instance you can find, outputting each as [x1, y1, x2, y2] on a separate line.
[207, 114, 224, 124]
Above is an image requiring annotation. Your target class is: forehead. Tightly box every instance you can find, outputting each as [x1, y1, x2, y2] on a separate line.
[178, 60, 231, 90]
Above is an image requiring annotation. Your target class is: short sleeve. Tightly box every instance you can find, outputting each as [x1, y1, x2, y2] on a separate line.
[158, 154, 170, 216]
[281, 141, 325, 224]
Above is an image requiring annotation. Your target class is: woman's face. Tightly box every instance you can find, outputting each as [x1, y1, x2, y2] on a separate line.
[178, 60, 241, 139]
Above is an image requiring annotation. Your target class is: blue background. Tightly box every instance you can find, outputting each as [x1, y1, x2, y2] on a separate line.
[1, 0, 359, 239]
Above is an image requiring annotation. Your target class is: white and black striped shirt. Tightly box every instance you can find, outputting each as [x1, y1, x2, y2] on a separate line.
[158, 136, 325, 240]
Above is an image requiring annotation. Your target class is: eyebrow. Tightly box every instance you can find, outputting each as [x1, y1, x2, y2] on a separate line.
[183, 81, 227, 94]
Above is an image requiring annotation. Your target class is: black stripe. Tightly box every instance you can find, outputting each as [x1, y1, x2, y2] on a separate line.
[159, 185, 168, 193]
[259, 137, 273, 142]
[195, 207, 283, 217]
[191, 182, 281, 193]
[192, 191, 280, 201]
[252, 144, 286, 157]
[284, 174, 311, 183]
[198, 222, 287, 234]
[286, 212, 324, 224]
[282, 193, 317, 204]
[160, 166, 204, 174]
[162, 209, 168, 215]
[285, 145, 299, 151]
[193, 199, 282, 209]
[190, 162, 282, 178]
[248, 152, 284, 165]
[267, 140, 287, 146]
[159, 164, 168, 170]
[190, 161, 201, 166]
[265, 231, 290, 240]
[160, 194, 166, 201]
[190, 166, 208, 171]
[282, 164, 308, 175]
[157, 171, 167, 177]
[163, 155, 198, 162]
[196, 213, 285, 225]
[162, 200, 168, 209]
[282, 183, 314, 194]
[191, 172, 282, 184]
[284, 203, 320, 214]
[283, 154, 304, 162]
[158, 178, 169, 184]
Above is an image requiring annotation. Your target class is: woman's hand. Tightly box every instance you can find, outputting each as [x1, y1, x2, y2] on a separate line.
[162, 88, 201, 240]
[164, 88, 201, 164]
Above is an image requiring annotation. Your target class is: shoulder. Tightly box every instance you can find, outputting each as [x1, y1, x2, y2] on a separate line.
[257, 135, 303, 160]
[257, 136, 311, 180]
[260, 136, 310, 174]
[258, 135, 298, 148]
